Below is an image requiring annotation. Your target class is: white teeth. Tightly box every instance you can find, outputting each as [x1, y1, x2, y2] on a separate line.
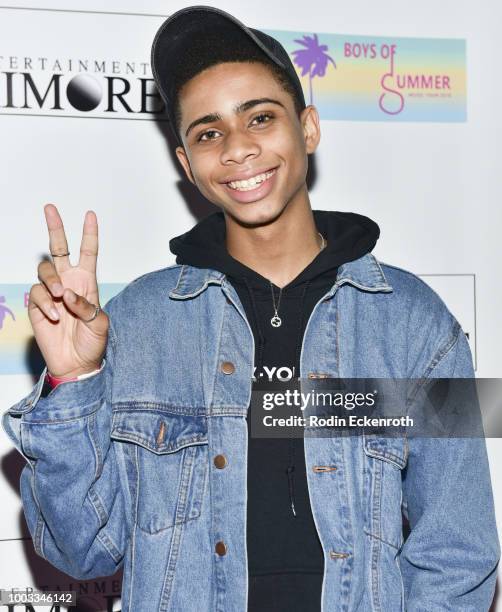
[227, 168, 276, 191]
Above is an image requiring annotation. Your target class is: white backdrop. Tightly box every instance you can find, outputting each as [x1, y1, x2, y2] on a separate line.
[1, 1, 501, 610]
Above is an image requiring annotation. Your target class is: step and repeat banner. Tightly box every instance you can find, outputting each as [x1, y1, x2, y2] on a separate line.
[0, 1, 500, 610]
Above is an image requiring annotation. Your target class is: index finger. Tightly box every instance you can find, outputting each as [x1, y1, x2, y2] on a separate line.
[44, 203, 71, 272]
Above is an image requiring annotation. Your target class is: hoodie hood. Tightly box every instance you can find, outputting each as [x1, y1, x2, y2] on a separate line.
[169, 209, 380, 291]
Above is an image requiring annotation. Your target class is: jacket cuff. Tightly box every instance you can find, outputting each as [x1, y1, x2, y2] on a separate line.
[4, 359, 109, 424]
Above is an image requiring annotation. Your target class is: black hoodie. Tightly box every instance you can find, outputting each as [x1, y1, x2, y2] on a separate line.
[170, 209, 380, 611]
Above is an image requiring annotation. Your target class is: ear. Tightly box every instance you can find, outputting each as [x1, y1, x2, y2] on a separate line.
[175, 146, 196, 185]
[301, 105, 321, 154]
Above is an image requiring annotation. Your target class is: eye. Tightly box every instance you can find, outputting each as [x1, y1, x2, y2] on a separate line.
[197, 129, 220, 143]
[251, 112, 273, 126]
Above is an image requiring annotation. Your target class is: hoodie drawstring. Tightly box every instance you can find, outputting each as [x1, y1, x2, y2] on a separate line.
[287, 279, 311, 517]
[243, 277, 266, 371]
[243, 276, 311, 518]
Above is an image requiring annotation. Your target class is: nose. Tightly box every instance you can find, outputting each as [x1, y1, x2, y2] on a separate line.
[220, 128, 260, 165]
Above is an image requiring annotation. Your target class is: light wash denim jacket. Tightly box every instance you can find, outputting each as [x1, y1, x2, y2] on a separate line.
[2, 253, 500, 612]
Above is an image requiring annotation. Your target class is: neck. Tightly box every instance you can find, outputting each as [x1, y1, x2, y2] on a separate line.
[224, 193, 323, 289]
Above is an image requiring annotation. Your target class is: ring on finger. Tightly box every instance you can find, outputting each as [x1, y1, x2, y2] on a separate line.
[83, 304, 101, 323]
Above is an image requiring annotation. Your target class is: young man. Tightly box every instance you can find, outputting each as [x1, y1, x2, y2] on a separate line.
[2, 6, 499, 612]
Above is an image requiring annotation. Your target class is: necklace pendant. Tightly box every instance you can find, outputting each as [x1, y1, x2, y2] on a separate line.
[271, 314, 282, 327]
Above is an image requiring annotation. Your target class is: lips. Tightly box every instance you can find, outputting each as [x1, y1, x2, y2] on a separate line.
[222, 166, 279, 204]
[226, 168, 277, 191]
[221, 165, 278, 186]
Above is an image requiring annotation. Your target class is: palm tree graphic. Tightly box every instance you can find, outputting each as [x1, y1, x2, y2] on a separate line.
[0, 295, 15, 330]
[292, 33, 337, 105]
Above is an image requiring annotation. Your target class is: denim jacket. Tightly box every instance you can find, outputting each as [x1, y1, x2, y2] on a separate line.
[2, 253, 500, 612]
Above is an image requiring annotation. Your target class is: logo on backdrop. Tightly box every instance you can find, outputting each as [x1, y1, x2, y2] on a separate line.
[269, 30, 466, 121]
[0, 55, 166, 119]
[0, 295, 15, 329]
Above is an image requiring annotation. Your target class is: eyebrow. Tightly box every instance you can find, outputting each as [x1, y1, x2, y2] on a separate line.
[184, 97, 286, 138]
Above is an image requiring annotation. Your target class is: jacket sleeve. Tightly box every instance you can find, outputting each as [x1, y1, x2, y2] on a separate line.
[1, 296, 130, 580]
[399, 321, 500, 611]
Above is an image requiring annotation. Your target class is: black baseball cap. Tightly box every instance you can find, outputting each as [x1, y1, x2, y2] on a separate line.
[151, 5, 306, 145]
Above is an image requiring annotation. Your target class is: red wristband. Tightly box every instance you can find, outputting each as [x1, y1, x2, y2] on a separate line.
[45, 371, 78, 388]
[45, 361, 105, 389]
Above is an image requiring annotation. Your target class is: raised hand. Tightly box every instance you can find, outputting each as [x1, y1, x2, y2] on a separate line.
[28, 204, 109, 378]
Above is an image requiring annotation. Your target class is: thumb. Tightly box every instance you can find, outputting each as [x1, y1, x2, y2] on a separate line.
[62, 288, 106, 329]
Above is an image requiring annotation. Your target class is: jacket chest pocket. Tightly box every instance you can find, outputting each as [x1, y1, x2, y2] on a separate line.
[111, 408, 209, 535]
[362, 432, 408, 550]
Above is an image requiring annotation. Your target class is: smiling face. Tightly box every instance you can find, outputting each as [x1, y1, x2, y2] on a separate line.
[174, 61, 320, 227]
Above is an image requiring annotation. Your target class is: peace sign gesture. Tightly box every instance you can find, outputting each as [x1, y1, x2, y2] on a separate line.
[28, 204, 109, 379]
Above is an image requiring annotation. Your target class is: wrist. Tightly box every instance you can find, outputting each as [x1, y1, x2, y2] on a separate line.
[45, 360, 105, 388]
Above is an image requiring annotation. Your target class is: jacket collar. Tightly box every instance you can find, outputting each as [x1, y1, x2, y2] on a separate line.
[168, 252, 392, 300]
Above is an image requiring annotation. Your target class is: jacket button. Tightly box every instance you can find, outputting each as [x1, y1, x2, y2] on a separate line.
[215, 540, 227, 556]
[213, 454, 228, 469]
[220, 361, 235, 375]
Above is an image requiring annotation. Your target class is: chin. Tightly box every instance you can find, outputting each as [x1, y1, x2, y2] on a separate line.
[224, 199, 287, 228]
